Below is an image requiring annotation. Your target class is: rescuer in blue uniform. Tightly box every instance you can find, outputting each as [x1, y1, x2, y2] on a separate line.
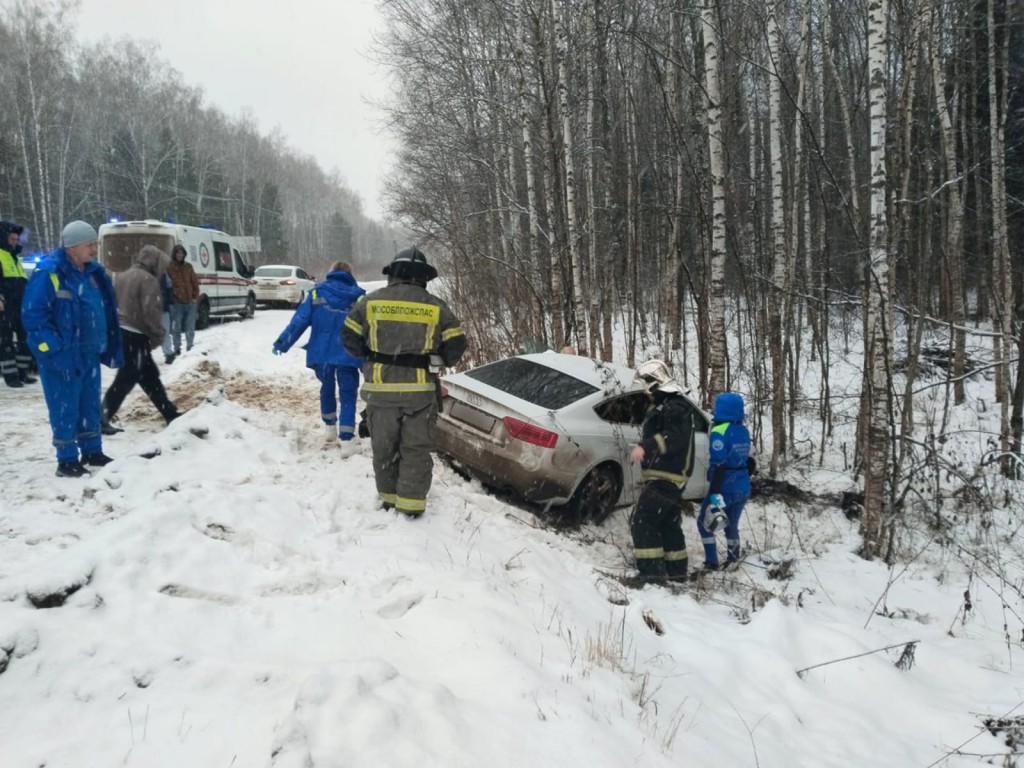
[273, 260, 365, 452]
[697, 392, 752, 568]
[21, 221, 123, 477]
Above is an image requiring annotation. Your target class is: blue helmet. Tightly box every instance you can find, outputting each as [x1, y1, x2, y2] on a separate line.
[713, 392, 745, 423]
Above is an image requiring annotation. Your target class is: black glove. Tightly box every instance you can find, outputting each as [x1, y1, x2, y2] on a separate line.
[746, 456, 757, 476]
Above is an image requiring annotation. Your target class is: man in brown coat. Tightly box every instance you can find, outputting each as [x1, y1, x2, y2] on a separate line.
[167, 243, 200, 354]
[101, 245, 184, 432]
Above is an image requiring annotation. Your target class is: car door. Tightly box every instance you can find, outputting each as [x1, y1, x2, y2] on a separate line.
[592, 391, 648, 504]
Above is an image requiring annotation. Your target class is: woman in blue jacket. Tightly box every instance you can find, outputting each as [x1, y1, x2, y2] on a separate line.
[21, 221, 123, 477]
[273, 261, 365, 451]
[697, 392, 752, 568]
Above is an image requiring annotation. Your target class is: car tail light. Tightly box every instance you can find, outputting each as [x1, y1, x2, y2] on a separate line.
[280, 279, 296, 285]
[502, 416, 558, 448]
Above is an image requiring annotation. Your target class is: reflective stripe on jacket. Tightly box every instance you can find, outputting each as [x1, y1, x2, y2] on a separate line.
[638, 393, 696, 488]
[707, 421, 751, 495]
[21, 247, 124, 371]
[341, 278, 466, 402]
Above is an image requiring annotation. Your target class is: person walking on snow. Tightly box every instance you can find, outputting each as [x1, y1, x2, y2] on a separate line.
[0, 220, 36, 386]
[101, 244, 185, 432]
[629, 359, 696, 583]
[167, 243, 199, 355]
[697, 392, 752, 569]
[273, 260, 365, 454]
[342, 247, 466, 517]
[21, 220, 123, 477]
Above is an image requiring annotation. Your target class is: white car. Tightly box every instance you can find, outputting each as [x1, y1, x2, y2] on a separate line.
[437, 352, 711, 524]
[253, 265, 316, 307]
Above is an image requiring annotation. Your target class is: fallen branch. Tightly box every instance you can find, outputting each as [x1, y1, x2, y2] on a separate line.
[796, 640, 920, 678]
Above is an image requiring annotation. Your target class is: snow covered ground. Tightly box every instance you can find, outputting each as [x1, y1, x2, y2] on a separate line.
[1, 300, 1022, 767]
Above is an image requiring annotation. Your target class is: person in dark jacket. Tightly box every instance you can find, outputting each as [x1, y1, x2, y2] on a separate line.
[0, 220, 35, 386]
[342, 247, 466, 517]
[101, 245, 184, 431]
[21, 220, 124, 477]
[273, 261, 365, 453]
[697, 392, 752, 569]
[628, 359, 696, 583]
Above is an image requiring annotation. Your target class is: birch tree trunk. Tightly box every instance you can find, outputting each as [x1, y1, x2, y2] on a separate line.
[767, 5, 788, 474]
[988, 0, 1012, 473]
[701, 0, 727, 399]
[552, 0, 587, 351]
[862, 0, 893, 560]
[927, 0, 966, 406]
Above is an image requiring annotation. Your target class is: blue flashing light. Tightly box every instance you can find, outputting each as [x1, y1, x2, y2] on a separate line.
[108, 216, 120, 223]
[166, 216, 177, 224]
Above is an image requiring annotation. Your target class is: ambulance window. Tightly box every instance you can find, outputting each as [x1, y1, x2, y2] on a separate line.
[233, 249, 246, 272]
[214, 242, 232, 271]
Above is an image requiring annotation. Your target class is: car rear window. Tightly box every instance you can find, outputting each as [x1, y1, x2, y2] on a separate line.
[465, 358, 599, 410]
[255, 267, 292, 277]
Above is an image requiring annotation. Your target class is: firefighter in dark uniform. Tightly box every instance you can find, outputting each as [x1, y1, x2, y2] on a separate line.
[629, 359, 696, 582]
[0, 220, 35, 387]
[342, 247, 467, 517]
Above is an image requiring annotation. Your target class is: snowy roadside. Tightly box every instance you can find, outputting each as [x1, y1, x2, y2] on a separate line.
[0, 310, 1020, 767]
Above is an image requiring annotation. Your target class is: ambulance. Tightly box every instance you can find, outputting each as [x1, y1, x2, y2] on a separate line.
[97, 220, 256, 329]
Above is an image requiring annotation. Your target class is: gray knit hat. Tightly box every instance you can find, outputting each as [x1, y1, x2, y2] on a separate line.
[61, 220, 98, 248]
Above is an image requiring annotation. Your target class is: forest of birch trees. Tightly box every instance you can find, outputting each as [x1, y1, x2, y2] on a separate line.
[375, 0, 1020, 557]
[0, 1, 400, 276]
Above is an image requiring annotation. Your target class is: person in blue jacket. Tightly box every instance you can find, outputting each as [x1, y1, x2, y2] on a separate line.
[697, 392, 752, 569]
[21, 220, 124, 477]
[273, 261, 365, 452]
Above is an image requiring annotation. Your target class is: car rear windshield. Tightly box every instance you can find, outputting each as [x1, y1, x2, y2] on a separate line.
[254, 267, 292, 277]
[465, 358, 599, 410]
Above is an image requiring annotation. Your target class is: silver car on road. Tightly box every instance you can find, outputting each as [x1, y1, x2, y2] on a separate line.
[437, 352, 710, 523]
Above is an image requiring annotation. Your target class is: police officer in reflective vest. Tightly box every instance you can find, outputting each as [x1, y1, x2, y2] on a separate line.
[342, 247, 466, 517]
[629, 359, 695, 582]
[0, 220, 35, 386]
[697, 392, 752, 568]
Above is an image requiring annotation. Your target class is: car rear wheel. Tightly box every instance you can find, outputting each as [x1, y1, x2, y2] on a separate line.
[560, 463, 622, 526]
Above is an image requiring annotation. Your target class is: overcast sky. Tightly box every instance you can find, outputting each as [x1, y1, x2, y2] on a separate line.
[75, 0, 396, 221]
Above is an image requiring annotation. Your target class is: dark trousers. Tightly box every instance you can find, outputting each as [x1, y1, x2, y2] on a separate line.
[366, 399, 437, 516]
[0, 301, 31, 380]
[630, 480, 688, 580]
[103, 330, 178, 422]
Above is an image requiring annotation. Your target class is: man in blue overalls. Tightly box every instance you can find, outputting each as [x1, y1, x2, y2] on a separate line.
[22, 221, 123, 477]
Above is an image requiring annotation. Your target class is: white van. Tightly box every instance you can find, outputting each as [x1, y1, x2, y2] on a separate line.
[97, 220, 257, 329]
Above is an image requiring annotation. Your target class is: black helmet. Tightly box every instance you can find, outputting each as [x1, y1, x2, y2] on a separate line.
[383, 246, 438, 282]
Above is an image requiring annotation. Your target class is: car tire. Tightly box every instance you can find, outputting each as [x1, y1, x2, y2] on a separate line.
[561, 463, 622, 526]
[239, 293, 255, 320]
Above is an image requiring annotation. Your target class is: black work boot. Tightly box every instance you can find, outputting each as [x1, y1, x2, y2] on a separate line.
[101, 411, 124, 435]
[82, 452, 114, 467]
[19, 371, 37, 384]
[56, 461, 90, 478]
[4, 375, 23, 388]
